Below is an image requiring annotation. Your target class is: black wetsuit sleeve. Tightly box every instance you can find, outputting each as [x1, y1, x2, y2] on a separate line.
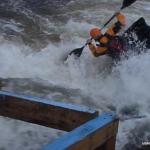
[113, 21, 122, 34]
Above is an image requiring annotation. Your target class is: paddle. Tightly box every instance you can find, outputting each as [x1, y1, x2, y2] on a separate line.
[101, 0, 137, 30]
[65, 0, 137, 60]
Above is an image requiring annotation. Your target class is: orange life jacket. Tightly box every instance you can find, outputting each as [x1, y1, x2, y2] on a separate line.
[88, 13, 126, 58]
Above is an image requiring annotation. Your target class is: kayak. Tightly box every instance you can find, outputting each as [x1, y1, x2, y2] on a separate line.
[109, 17, 150, 60]
[124, 17, 150, 48]
[123, 17, 150, 52]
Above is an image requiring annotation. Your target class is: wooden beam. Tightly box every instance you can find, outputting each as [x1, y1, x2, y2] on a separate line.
[95, 136, 117, 150]
[0, 91, 98, 131]
[42, 113, 119, 150]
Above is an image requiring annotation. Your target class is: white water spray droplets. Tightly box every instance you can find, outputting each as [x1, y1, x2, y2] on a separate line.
[0, 0, 150, 150]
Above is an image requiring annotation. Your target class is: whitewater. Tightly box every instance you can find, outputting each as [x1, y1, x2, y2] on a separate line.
[0, 0, 150, 150]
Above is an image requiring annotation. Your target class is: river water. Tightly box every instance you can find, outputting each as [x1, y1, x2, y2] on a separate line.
[0, 0, 150, 150]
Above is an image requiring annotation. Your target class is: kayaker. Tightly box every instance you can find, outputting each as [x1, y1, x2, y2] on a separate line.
[87, 12, 126, 60]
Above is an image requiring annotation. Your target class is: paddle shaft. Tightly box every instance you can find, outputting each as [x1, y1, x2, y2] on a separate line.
[101, 0, 137, 30]
[101, 9, 122, 30]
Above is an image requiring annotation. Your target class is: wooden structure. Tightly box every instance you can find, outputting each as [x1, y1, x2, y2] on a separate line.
[0, 90, 119, 150]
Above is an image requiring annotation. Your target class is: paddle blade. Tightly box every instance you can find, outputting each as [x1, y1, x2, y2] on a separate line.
[63, 46, 85, 61]
[121, 0, 136, 9]
[69, 46, 85, 57]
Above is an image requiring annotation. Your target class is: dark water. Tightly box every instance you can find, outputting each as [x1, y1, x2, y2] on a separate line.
[0, 0, 71, 49]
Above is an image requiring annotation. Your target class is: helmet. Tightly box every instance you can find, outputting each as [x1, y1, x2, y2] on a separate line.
[90, 28, 102, 39]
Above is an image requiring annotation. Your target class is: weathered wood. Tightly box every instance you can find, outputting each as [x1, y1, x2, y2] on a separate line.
[0, 91, 98, 131]
[95, 136, 117, 150]
[42, 113, 119, 150]
[105, 136, 116, 150]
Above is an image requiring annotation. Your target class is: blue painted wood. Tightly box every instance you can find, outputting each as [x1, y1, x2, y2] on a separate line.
[0, 90, 96, 114]
[0, 90, 99, 131]
[42, 113, 117, 150]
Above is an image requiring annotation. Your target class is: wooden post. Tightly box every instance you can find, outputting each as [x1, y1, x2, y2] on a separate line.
[95, 136, 117, 150]
[42, 113, 119, 150]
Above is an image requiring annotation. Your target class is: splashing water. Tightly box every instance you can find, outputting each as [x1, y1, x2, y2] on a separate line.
[0, 0, 150, 150]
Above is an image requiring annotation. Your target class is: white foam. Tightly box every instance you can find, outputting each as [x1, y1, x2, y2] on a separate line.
[0, 0, 150, 149]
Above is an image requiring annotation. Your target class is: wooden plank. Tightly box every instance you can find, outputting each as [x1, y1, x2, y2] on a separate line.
[0, 91, 98, 131]
[105, 136, 116, 150]
[42, 113, 119, 150]
[95, 136, 116, 150]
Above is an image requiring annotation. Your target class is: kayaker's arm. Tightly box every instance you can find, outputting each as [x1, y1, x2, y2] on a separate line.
[106, 12, 126, 36]
[88, 43, 107, 57]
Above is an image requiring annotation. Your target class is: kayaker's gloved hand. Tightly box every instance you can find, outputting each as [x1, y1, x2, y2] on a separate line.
[116, 12, 126, 26]
[86, 39, 92, 45]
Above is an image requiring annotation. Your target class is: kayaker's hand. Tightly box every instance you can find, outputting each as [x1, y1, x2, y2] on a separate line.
[86, 39, 92, 45]
[116, 12, 126, 26]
